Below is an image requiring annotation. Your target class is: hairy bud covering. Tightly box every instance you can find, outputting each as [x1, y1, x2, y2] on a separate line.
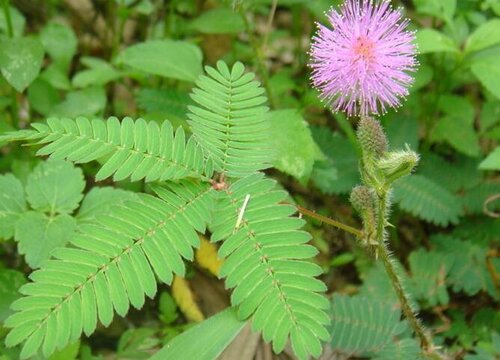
[357, 116, 388, 158]
[378, 147, 419, 184]
[350, 185, 375, 214]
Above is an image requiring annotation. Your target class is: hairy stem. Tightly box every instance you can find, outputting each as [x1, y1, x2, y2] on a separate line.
[296, 205, 363, 238]
[375, 192, 442, 360]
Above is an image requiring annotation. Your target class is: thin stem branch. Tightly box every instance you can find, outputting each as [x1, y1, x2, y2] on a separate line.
[1, 0, 18, 127]
[262, 0, 278, 52]
[375, 192, 442, 360]
[1, 0, 13, 37]
[296, 205, 363, 238]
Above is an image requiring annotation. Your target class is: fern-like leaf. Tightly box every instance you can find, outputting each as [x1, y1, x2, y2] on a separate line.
[187, 61, 272, 178]
[330, 294, 401, 356]
[210, 173, 329, 360]
[8, 117, 213, 182]
[392, 174, 463, 226]
[4, 180, 214, 359]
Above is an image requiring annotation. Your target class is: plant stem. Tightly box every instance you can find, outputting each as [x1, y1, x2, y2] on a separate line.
[262, 0, 277, 52]
[1, 0, 18, 127]
[375, 192, 442, 360]
[1, 0, 13, 37]
[241, 12, 277, 108]
[296, 205, 363, 238]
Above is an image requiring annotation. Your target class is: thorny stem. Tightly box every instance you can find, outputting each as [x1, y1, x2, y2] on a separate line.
[1, 0, 18, 127]
[296, 205, 363, 238]
[375, 192, 443, 360]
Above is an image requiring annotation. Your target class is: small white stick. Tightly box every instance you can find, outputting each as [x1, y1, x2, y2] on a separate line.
[235, 194, 251, 228]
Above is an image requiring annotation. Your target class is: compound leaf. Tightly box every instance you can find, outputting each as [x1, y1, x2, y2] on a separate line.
[4, 180, 215, 358]
[330, 294, 401, 355]
[187, 61, 272, 178]
[211, 173, 329, 360]
[393, 174, 462, 226]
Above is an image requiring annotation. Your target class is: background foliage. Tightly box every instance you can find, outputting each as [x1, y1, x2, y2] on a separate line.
[0, 0, 499, 359]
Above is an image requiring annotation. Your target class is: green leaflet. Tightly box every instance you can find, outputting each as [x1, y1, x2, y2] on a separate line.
[5, 117, 213, 183]
[187, 61, 273, 177]
[4, 181, 215, 359]
[210, 173, 330, 360]
[0, 174, 27, 239]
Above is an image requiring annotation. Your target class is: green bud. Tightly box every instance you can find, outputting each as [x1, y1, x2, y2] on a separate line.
[350, 185, 375, 214]
[377, 146, 419, 184]
[357, 116, 388, 158]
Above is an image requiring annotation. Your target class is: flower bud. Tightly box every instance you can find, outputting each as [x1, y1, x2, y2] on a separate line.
[357, 116, 388, 158]
[377, 147, 419, 184]
[350, 185, 375, 214]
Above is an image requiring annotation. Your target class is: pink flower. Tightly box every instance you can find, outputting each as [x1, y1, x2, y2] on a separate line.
[309, 0, 417, 117]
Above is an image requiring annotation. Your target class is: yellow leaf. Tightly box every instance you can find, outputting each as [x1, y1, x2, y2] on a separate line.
[195, 235, 223, 276]
[172, 276, 204, 322]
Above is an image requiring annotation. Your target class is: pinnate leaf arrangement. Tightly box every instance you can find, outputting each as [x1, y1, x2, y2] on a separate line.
[2, 61, 329, 360]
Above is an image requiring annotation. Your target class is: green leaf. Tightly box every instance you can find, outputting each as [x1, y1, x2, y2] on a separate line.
[431, 235, 494, 297]
[25, 160, 85, 214]
[330, 294, 401, 354]
[471, 57, 500, 99]
[0, 5, 25, 37]
[27, 78, 60, 116]
[311, 126, 359, 194]
[117, 328, 159, 359]
[72, 57, 122, 88]
[416, 29, 458, 54]
[15, 211, 77, 269]
[466, 19, 500, 53]
[158, 291, 178, 325]
[432, 95, 480, 157]
[136, 88, 191, 120]
[0, 37, 44, 92]
[40, 63, 71, 90]
[76, 187, 139, 225]
[0, 173, 26, 240]
[211, 174, 329, 360]
[386, 115, 419, 151]
[460, 182, 500, 214]
[116, 40, 203, 82]
[150, 308, 246, 360]
[479, 146, 500, 170]
[189, 8, 245, 34]
[50, 87, 106, 117]
[0, 268, 26, 322]
[419, 152, 481, 192]
[372, 338, 422, 360]
[393, 175, 462, 226]
[187, 61, 272, 177]
[40, 22, 77, 66]
[408, 249, 450, 307]
[268, 110, 323, 182]
[413, 0, 456, 23]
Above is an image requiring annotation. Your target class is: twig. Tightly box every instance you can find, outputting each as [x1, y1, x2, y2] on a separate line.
[296, 205, 363, 238]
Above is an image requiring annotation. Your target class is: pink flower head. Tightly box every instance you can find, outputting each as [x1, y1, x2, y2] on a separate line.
[309, 0, 417, 116]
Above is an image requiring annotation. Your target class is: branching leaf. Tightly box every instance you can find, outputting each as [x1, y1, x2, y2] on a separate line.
[187, 61, 272, 177]
[211, 173, 329, 360]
